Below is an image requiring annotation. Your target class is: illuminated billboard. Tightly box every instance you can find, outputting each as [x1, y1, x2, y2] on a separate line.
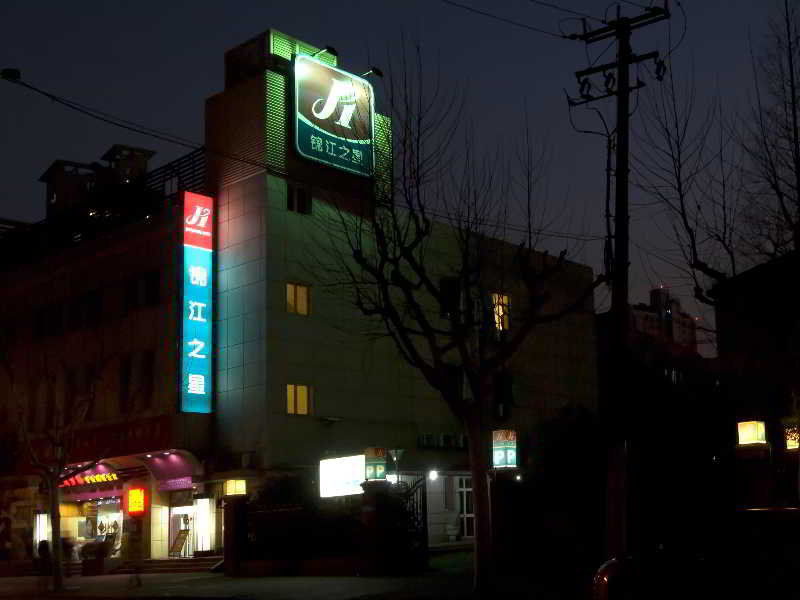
[319, 455, 366, 498]
[181, 191, 214, 413]
[128, 488, 146, 515]
[294, 54, 374, 177]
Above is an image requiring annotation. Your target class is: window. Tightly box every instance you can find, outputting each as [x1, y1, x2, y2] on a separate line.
[287, 384, 310, 415]
[224, 479, 247, 496]
[287, 184, 312, 214]
[286, 283, 310, 316]
[457, 476, 475, 538]
[737, 421, 767, 445]
[491, 293, 509, 331]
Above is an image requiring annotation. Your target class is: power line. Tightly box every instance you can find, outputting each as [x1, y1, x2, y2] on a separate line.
[441, 0, 568, 39]
[3, 75, 603, 244]
[529, 0, 606, 24]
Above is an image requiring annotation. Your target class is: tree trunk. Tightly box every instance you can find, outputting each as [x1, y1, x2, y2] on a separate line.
[48, 477, 64, 592]
[465, 405, 494, 597]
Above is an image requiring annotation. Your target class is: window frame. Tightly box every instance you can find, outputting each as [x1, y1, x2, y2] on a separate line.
[286, 282, 311, 316]
[286, 383, 312, 416]
[490, 292, 510, 331]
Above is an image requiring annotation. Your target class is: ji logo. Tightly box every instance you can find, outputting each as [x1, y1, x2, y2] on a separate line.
[186, 206, 211, 228]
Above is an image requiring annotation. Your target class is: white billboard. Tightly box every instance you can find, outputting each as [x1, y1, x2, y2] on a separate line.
[319, 454, 366, 498]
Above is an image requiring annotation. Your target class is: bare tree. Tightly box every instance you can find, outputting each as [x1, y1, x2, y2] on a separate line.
[740, 0, 800, 258]
[0, 325, 109, 592]
[634, 62, 747, 307]
[312, 43, 605, 595]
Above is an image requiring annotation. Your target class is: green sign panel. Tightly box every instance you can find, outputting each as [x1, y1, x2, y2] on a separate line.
[365, 447, 386, 480]
[294, 54, 374, 177]
[492, 430, 517, 469]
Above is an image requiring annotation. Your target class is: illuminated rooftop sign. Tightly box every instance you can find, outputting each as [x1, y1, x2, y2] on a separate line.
[181, 192, 214, 413]
[294, 54, 374, 177]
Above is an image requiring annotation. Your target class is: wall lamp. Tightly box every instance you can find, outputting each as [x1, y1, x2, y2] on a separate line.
[312, 46, 338, 59]
[361, 66, 384, 79]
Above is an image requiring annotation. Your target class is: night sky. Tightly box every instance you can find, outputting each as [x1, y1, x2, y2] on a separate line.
[1, 1, 765, 349]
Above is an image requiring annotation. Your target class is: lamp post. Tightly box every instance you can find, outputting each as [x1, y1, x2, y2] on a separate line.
[388, 449, 404, 484]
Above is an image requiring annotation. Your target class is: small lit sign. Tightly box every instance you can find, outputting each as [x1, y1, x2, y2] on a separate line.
[319, 455, 366, 498]
[128, 488, 146, 515]
[365, 447, 386, 480]
[738, 421, 767, 445]
[786, 423, 799, 450]
[59, 472, 119, 488]
[224, 479, 247, 496]
[294, 54, 374, 177]
[492, 429, 517, 469]
[181, 191, 214, 413]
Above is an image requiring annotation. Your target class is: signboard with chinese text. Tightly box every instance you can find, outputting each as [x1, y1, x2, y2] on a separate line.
[181, 192, 214, 413]
[294, 54, 374, 177]
[128, 488, 146, 515]
[59, 471, 119, 488]
[492, 429, 517, 469]
[365, 447, 386, 480]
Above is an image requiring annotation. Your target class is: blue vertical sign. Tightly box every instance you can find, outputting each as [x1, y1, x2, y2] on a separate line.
[181, 192, 214, 413]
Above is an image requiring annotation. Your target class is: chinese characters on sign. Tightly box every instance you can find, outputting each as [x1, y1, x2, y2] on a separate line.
[181, 192, 214, 413]
[294, 54, 374, 177]
[492, 429, 518, 469]
[128, 488, 146, 515]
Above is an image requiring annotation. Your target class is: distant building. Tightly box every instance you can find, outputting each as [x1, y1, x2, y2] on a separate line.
[630, 287, 698, 354]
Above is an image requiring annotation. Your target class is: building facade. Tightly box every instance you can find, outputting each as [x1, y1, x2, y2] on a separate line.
[0, 29, 601, 566]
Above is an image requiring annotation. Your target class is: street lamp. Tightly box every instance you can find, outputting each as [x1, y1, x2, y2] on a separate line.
[388, 448, 404, 484]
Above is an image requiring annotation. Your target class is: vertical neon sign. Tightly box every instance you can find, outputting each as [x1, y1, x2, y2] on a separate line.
[181, 191, 214, 413]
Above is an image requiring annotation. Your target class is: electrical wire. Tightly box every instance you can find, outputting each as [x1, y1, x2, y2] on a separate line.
[441, 0, 568, 39]
[529, 0, 607, 24]
[4, 76, 605, 243]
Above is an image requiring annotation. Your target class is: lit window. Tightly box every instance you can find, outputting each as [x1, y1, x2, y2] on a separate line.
[738, 421, 767, 445]
[786, 424, 799, 450]
[224, 479, 247, 496]
[286, 283, 310, 316]
[491, 293, 509, 331]
[287, 384, 310, 415]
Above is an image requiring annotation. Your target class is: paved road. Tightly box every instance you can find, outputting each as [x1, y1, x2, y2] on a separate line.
[0, 571, 475, 600]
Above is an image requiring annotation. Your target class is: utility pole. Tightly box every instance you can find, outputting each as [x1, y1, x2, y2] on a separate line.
[566, 2, 670, 560]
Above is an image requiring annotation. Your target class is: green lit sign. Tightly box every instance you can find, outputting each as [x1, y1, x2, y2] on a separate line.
[294, 54, 374, 177]
[365, 447, 386, 480]
[492, 429, 517, 469]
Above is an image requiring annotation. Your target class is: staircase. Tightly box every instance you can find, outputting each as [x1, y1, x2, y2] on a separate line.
[111, 555, 222, 574]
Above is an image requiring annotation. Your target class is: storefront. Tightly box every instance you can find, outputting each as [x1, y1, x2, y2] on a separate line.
[25, 450, 221, 562]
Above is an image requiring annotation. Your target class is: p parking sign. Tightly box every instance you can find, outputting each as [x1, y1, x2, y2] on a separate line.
[294, 54, 374, 177]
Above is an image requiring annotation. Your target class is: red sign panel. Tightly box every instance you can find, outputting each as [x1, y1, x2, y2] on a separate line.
[183, 191, 214, 250]
[128, 488, 146, 515]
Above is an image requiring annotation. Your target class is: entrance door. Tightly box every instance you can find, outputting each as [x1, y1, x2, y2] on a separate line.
[169, 506, 194, 557]
[150, 505, 168, 559]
